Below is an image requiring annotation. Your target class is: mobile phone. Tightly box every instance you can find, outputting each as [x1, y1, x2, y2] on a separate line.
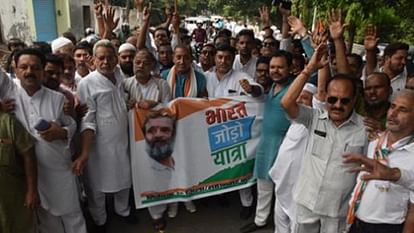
[34, 119, 51, 131]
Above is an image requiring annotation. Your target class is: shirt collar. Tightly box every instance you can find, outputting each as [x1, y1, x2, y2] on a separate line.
[319, 110, 360, 127]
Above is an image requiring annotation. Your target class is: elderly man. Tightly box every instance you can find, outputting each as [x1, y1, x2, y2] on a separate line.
[0, 48, 86, 233]
[118, 43, 136, 78]
[124, 49, 171, 109]
[51, 37, 74, 55]
[344, 90, 414, 233]
[77, 40, 136, 232]
[161, 45, 207, 98]
[281, 44, 368, 233]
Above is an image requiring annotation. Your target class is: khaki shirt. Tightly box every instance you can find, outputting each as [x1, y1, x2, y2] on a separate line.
[292, 105, 367, 218]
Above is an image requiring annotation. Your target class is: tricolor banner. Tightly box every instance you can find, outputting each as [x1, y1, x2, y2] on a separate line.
[129, 96, 264, 208]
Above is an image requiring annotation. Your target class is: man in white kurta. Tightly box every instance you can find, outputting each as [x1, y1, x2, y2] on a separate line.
[0, 49, 86, 233]
[77, 40, 133, 228]
[205, 44, 263, 220]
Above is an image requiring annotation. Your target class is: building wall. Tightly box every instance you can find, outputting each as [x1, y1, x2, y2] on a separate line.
[55, 0, 71, 36]
[0, 0, 35, 44]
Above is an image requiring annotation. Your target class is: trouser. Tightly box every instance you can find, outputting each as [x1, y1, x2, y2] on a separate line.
[274, 197, 296, 233]
[148, 204, 168, 220]
[37, 207, 87, 233]
[295, 204, 347, 233]
[239, 187, 253, 207]
[349, 218, 404, 233]
[87, 188, 130, 225]
[254, 179, 274, 226]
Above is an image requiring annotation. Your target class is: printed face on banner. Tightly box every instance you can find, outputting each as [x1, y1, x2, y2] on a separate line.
[131, 98, 264, 208]
[143, 114, 176, 169]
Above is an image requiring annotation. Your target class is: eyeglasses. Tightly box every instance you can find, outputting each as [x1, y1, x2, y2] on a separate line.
[326, 96, 352, 105]
[263, 42, 276, 47]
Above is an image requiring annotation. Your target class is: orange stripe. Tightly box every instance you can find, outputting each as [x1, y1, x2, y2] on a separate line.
[141, 173, 253, 197]
[133, 98, 233, 141]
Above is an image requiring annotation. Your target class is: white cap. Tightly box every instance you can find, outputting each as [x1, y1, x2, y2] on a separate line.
[118, 43, 136, 54]
[303, 83, 317, 94]
[51, 37, 73, 53]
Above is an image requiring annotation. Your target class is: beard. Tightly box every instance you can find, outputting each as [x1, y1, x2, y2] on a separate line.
[145, 139, 174, 161]
[120, 62, 134, 77]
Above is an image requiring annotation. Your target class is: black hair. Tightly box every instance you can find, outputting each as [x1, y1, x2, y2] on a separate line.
[236, 29, 255, 41]
[62, 31, 77, 45]
[256, 56, 271, 66]
[215, 44, 237, 56]
[45, 53, 64, 70]
[14, 48, 46, 68]
[384, 42, 409, 58]
[32, 41, 52, 54]
[217, 29, 232, 38]
[272, 50, 293, 67]
[346, 53, 363, 70]
[74, 41, 93, 55]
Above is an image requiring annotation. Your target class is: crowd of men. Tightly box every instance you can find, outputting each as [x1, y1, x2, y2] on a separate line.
[1, 1, 414, 233]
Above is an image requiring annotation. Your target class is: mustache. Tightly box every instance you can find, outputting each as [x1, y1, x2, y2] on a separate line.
[331, 107, 345, 112]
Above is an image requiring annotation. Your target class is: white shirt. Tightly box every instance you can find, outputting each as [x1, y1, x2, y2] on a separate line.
[233, 55, 257, 79]
[0, 70, 79, 216]
[77, 69, 131, 192]
[356, 136, 414, 224]
[123, 76, 171, 104]
[205, 69, 261, 97]
[292, 105, 368, 218]
[269, 123, 308, 218]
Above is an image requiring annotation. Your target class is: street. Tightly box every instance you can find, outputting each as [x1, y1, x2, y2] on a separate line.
[105, 192, 274, 233]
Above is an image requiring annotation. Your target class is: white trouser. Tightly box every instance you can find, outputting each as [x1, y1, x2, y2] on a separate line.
[37, 207, 87, 233]
[148, 204, 168, 220]
[254, 179, 274, 226]
[274, 197, 296, 233]
[87, 188, 130, 225]
[239, 187, 253, 207]
[295, 204, 346, 233]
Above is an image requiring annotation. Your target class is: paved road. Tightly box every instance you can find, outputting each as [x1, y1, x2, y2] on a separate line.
[105, 192, 274, 233]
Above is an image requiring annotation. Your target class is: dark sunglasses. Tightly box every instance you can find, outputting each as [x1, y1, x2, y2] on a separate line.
[326, 96, 352, 105]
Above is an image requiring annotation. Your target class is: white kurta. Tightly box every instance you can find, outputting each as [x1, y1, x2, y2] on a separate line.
[204, 69, 262, 97]
[233, 55, 257, 79]
[269, 123, 308, 218]
[77, 69, 131, 192]
[123, 76, 172, 104]
[0, 71, 79, 216]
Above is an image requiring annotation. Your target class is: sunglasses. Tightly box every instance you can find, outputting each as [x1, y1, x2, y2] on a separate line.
[326, 96, 352, 105]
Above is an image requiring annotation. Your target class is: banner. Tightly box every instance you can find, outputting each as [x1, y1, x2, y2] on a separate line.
[129, 96, 264, 208]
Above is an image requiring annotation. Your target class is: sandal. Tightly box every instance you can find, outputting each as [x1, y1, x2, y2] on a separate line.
[153, 217, 166, 232]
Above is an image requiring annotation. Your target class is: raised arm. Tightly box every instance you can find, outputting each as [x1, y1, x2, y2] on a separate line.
[281, 44, 329, 118]
[328, 9, 350, 74]
[364, 25, 379, 76]
[259, 6, 270, 29]
[158, 3, 173, 29]
[136, 5, 151, 50]
[94, 2, 105, 38]
[102, 5, 120, 39]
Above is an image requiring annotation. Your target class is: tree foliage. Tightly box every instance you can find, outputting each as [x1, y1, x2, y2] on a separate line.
[109, 0, 414, 44]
